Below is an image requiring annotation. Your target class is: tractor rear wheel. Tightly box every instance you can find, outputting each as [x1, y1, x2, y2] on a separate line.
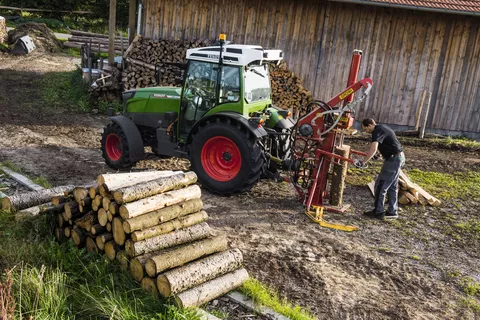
[101, 122, 134, 169]
[190, 120, 264, 194]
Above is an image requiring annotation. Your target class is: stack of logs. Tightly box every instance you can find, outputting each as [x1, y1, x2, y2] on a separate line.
[367, 170, 441, 206]
[122, 36, 213, 90]
[51, 170, 248, 308]
[64, 30, 129, 55]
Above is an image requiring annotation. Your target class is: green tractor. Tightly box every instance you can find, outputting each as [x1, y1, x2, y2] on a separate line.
[101, 35, 294, 194]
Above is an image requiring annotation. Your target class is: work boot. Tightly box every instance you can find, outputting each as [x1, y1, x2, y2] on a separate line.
[384, 211, 399, 220]
[363, 210, 385, 219]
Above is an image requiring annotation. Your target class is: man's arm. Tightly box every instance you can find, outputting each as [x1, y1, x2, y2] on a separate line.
[364, 141, 379, 164]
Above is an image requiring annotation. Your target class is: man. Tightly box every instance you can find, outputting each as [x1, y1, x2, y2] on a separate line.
[361, 118, 405, 219]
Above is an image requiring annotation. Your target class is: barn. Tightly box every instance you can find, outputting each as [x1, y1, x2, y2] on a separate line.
[132, 0, 480, 137]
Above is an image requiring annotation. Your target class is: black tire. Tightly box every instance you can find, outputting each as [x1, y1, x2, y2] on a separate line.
[190, 118, 264, 194]
[101, 122, 135, 169]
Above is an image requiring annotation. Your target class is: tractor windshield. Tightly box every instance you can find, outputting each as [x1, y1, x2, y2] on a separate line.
[244, 65, 271, 103]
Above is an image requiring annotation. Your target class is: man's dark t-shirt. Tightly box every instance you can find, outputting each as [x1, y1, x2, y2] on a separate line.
[372, 124, 402, 158]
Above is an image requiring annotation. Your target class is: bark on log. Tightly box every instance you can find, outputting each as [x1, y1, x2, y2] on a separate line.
[18, 202, 52, 216]
[116, 251, 129, 270]
[132, 210, 208, 242]
[126, 222, 211, 257]
[75, 211, 97, 231]
[141, 277, 159, 295]
[113, 171, 197, 204]
[330, 145, 350, 206]
[130, 251, 157, 282]
[64, 201, 80, 220]
[174, 268, 249, 308]
[120, 185, 201, 219]
[145, 235, 228, 277]
[42, 203, 64, 215]
[1, 185, 75, 212]
[157, 249, 243, 297]
[86, 237, 99, 253]
[91, 224, 106, 236]
[71, 227, 87, 246]
[113, 217, 127, 246]
[123, 198, 203, 234]
[81, 197, 92, 207]
[52, 196, 68, 206]
[98, 208, 108, 226]
[97, 170, 178, 194]
[104, 241, 121, 261]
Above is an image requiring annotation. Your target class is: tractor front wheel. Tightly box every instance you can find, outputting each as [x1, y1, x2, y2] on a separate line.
[101, 122, 134, 169]
[190, 120, 264, 194]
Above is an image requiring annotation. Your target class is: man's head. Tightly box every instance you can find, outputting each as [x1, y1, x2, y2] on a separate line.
[361, 118, 376, 133]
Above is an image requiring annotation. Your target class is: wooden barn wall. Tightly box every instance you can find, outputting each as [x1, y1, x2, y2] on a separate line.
[142, 0, 480, 133]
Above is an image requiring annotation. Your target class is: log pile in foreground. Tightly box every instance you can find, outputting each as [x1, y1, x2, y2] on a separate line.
[367, 170, 441, 206]
[49, 170, 249, 308]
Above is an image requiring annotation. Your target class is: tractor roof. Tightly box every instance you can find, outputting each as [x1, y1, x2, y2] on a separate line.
[186, 44, 283, 66]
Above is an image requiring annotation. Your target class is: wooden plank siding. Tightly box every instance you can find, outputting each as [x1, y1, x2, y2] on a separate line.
[142, 0, 480, 133]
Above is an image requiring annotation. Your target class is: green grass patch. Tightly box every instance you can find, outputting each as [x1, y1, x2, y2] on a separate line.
[461, 277, 480, 297]
[40, 68, 91, 112]
[454, 220, 480, 239]
[240, 278, 315, 320]
[32, 176, 52, 189]
[408, 255, 422, 261]
[1, 162, 52, 189]
[460, 297, 480, 313]
[62, 47, 82, 57]
[407, 169, 480, 201]
[1, 161, 22, 173]
[346, 162, 382, 186]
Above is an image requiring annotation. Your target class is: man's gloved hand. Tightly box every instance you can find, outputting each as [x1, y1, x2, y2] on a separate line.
[353, 159, 368, 169]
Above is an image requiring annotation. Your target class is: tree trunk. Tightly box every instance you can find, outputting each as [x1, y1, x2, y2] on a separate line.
[104, 241, 122, 261]
[145, 235, 228, 277]
[86, 237, 99, 253]
[123, 199, 203, 234]
[98, 208, 108, 226]
[141, 277, 159, 295]
[132, 210, 208, 242]
[120, 185, 201, 219]
[329, 145, 350, 207]
[126, 222, 211, 257]
[97, 170, 178, 193]
[1, 185, 75, 212]
[71, 227, 87, 246]
[75, 211, 97, 231]
[174, 268, 249, 308]
[113, 217, 127, 246]
[113, 172, 197, 204]
[91, 224, 106, 236]
[116, 251, 129, 270]
[157, 249, 243, 297]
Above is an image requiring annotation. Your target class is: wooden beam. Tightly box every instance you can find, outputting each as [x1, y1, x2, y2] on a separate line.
[129, 0, 137, 44]
[108, 0, 117, 66]
[0, 5, 92, 14]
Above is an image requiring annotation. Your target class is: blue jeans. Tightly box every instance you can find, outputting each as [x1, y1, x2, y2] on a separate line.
[374, 152, 405, 214]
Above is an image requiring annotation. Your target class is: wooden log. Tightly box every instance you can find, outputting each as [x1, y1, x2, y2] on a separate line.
[157, 249, 243, 297]
[120, 185, 201, 219]
[102, 197, 111, 210]
[145, 235, 228, 277]
[58, 213, 66, 227]
[75, 211, 97, 231]
[73, 186, 90, 204]
[18, 202, 52, 216]
[98, 208, 108, 226]
[141, 277, 158, 295]
[97, 171, 178, 194]
[91, 224, 107, 236]
[123, 199, 203, 234]
[97, 233, 113, 250]
[86, 237, 99, 253]
[55, 227, 66, 242]
[330, 145, 350, 206]
[71, 227, 87, 246]
[129, 252, 156, 282]
[398, 190, 410, 205]
[81, 197, 92, 207]
[107, 210, 114, 222]
[64, 226, 72, 238]
[104, 241, 121, 261]
[96, 234, 106, 250]
[1, 185, 75, 213]
[116, 251, 129, 270]
[113, 172, 197, 204]
[132, 210, 208, 242]
[113, 217, 127, 246]
[64, 201, 80, 220]
[41, 203, 65, 215]
[126, 222, 211, 257]
[405, 192, 418, 204]
[106, 222, 112, 232]
[109, 202, 119, 215]
[89, 185, 98, 199]
[174, 268, 249, 308]
[52, 195, 68, 206]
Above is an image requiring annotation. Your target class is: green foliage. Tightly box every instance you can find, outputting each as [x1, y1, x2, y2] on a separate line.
[461, 277, 480, 297]
[454, 220, 480, 239]
[407, 169, 480, 201]
[240, 278, 315, 320]
[1, 161, 22, 173]
[460, 297, 480, 314]
[40, 68, 91, 112]
[32, 176, 52, 189]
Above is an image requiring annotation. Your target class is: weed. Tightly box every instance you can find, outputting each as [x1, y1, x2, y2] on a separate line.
[460, 297, 480, 313]
[461, 277, 480, 296]
[240, 278, 316, 320]
[208, 309, 230, 319]
[1, 161, 22, 173]
[378, 247, 392, 253]
[454, 220, 480, 238]
[32, 176, 52, 189]
[0, 269, 16, 320]
[409, 255, 422, 261]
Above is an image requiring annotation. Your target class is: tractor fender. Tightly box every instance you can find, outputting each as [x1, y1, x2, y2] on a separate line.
[187, 112, 268, 144]
[109, 115, 145, 162]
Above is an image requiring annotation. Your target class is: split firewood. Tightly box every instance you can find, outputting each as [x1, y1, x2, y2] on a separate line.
[157, 249, 243, 297]
[132, 210, 208, 242]
[125, 222, 211, 257]
[97, 170, 178, 194]
[71, 227, 87, 246]
[123, 198, 203, 234]
[104, 241, 122, 261]
[1, 185, 75, 212]
[113, 217, 127, 246]
[119, 185, 201, 219]
[145, 234, 228, 277]
[141, 277, 159, 295]
[113, 171, 197, 204]
[174, 268, 249, 308]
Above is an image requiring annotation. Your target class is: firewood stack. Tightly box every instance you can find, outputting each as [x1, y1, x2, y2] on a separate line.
[52, 170, 249, 308]
[367, 170, 441, 206]
[269, 60, 314, 115]
[64, 30, 129, 54]
[122, 36, 214, 90]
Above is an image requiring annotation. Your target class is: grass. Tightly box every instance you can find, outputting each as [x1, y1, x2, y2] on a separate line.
[0, 211, 201, 320]
[32, 176, 53, 189]
[1, 162, 52, 189]
[240, 278, 315, 320]
[460, 297, 480, 313]
[407, 169, 480, 201]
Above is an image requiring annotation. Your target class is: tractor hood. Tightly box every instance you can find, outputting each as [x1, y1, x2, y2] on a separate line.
[134, 86, 182, 98]
[124, 87, 182, 114]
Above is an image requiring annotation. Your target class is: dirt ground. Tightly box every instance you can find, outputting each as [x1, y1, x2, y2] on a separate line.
[1, 52, 480, 319]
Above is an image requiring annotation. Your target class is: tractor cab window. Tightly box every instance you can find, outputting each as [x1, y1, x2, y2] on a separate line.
[220, 66, 240, 103]
[244, 64, 271, 103]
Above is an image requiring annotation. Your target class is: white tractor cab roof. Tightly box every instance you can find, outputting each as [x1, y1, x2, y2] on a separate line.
[186, 44, 283, 67]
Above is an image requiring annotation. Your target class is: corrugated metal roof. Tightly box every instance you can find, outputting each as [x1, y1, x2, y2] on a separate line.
[369, 0, 480, 13]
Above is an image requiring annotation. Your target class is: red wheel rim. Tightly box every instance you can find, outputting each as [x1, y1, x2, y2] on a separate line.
[201, 136, 242, 182]
[105, 134, 122, 161]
